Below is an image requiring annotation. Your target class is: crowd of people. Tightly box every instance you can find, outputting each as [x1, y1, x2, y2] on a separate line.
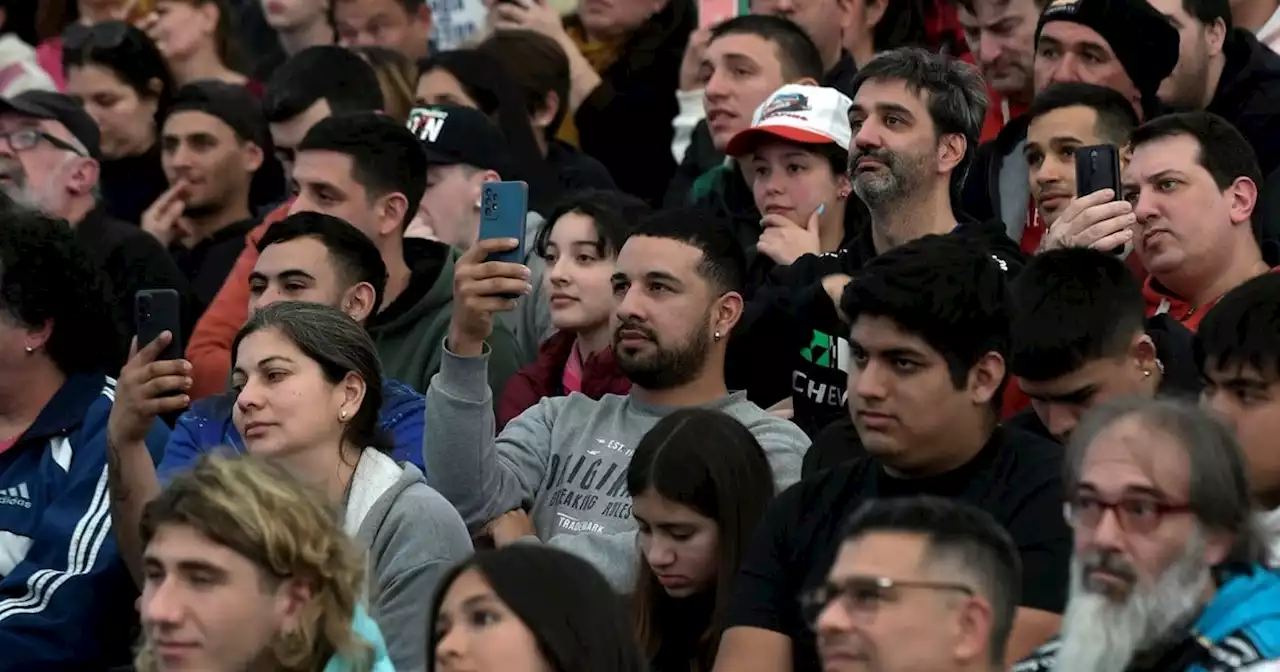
[2, 0, 1280, 670]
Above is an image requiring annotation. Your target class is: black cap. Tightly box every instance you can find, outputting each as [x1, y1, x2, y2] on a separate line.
[1035, 0, 1180, 115]
[166, 80, 270, 150]
[406, 105, 511, 176]
[0, 91, 101, 159]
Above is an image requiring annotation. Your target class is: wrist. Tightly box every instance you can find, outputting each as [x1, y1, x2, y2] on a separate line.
[447, 327, 486, 358]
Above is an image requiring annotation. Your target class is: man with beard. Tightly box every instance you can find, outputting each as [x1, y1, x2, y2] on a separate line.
[422, 207, 811, 591]
[0, 91, 188, 366]
[1014, 397, 1280, 672]
[1146, 0, 1280, 177]
[955, 0, 1046, 139]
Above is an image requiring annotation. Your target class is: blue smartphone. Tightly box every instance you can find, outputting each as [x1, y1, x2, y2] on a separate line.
[478, 181, 528, 264]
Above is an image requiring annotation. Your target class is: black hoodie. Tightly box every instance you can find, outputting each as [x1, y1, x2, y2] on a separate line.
[1208, 29, 1280, 178]
[727, 216, 1026, 437]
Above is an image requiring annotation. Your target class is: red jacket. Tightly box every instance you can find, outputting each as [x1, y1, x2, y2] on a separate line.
[1143, 265, 1279, 332]
[497, 330, 632, 429]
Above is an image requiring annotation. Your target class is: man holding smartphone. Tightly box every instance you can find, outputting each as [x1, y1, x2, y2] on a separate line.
[1022, 82, 1140, 254]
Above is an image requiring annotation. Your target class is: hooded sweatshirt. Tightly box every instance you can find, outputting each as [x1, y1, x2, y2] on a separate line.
[423, 344, 810, 591]
[344, 449, 473, 672]
[323, 606, 395, 672]
[1014, 565, 1280, 670]
[367, 238, 523, 395]
[497, 330, 632, 429]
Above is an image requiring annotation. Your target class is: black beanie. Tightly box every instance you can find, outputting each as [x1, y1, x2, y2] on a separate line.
[1035, 0, 1180, 117]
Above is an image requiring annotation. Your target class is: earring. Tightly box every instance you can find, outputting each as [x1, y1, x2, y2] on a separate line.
[339, 410, 348, 421]
[714, 331, 722, 342]
[23, 346, 33, 354]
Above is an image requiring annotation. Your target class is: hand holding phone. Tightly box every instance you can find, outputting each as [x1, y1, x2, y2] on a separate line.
[1038, 145, 1135, 254]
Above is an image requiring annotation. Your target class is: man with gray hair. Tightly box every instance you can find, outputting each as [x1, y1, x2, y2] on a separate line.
[812, 496, 1021, 672]
[0, 90, 187, 361]
[1015, 397, 1280, 671]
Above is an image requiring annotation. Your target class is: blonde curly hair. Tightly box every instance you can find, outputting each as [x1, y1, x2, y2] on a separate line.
[135, 454, 372, 672]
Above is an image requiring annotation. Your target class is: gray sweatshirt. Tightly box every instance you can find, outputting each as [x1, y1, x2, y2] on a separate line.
[423, 345, 810, 590]
[345, 450, 473, 672]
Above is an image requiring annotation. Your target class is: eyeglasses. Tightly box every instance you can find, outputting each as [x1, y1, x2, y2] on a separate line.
[0, 129, 86, 157]
[800, 576, 974, 628]
[62, 21, 133, 52]
[1063, 492, 1194, 534]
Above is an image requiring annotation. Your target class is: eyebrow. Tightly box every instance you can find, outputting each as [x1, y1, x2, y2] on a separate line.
[1077, 483, 1171, 499]
[232, 355, 296, 376]
[851, 102, 915, 120]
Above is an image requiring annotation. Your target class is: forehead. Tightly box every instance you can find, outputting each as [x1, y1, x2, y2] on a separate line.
[751, 141, 824, 160]
[235, 326, 304, 364]
[706, 33, 779, 63]
[146, 523, 248, 571]
[831, 531, 929, 577]
[293, 150, 358, 185]
[163, 110, 235, 138]
[616, 236, 705, 280]
[1145, 0, 1190, 19]
[849, 314, 938, 355]
[335, 0, 408, 20]
[852, 79, 929, 118]
[1078, 417, 1192, 498]
[548, 212, 600, 243]
[1038, 21, 1115, 51]
[1125, 134, 1205, 180]
[0, 113, 46, 131]
[1026, 105, 1101, 142]
[444, 569, 494, 604]
[959, 0, 1036, 20]
[255, 237, 337, 275]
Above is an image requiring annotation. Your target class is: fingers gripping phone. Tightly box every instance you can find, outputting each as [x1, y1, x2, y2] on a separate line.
[1075, 144, 1128, 256]
[134, 289, 183, 361]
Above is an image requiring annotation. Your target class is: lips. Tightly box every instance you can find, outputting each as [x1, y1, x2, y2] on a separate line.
[855, 411, 895, 430]
[242, 421, 275, 438]
[853, 157, 885, 173]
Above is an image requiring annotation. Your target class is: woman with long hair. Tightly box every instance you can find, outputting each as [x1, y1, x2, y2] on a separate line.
[496, 189, 648, 428]
[140, 0, 262, 94]
[628, 408, 776, 672]
[414, 48, 562, 215]
[228, 301, 472, 670]
[108, 300, 472, 671]
[33, 0, 151, 90]
[62, 20, 172, 223]
[136, 454, 395, 671]
[429, 544, 648, 672]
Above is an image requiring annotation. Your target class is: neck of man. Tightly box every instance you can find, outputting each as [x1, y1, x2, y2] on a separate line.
[881, 412, 994, 479]
[277, 18, 334, 55]
[631, 358, 730, 407]
[868, 185, 958, 255]
[1235, 0, 1280, 32]
[849, 32, 875, 68]
[1160, 237, 1268, 309]
[821, 41, 843, 74]
[1200, 55, 1229, 109]
[378, 239, 413, 310]
[0, 361, 65, 442]
[170, 50, 241, 87]
[185, 198, 252, 243]
[575, 325, 611, 360]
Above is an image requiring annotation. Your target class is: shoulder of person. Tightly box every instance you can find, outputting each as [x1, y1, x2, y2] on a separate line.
[1010, 635, 1059, 672]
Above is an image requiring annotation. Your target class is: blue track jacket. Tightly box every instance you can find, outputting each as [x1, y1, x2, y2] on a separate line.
[0, 373, 169, 670]
[158, 378, 426, 481]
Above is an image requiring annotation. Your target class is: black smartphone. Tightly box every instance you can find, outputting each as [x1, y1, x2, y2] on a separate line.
[1075, 144, 1127, 255]
[134, 289, 183, 360]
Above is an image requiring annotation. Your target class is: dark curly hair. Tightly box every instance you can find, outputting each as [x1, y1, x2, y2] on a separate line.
[0, 199, 120, 374]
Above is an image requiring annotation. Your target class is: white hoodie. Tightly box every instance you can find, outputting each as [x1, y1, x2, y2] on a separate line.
[0, 35, 55, 97]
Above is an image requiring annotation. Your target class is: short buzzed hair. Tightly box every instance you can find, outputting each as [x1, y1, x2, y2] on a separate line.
[709, 14, 825, 83]
[841, 496, 1021, 666]
[1025, 82, 1139, 148]
[622, 207, 747, 295]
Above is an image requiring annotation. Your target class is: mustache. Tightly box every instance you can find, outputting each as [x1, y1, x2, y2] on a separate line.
[849, 148, 895, 170]
[614, 319, 657, 341]
[0, 157, 25, 185]
[1082, 549, 1138, 584]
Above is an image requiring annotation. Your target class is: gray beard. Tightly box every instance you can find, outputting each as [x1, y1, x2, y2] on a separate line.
[1055, 532, 1211, 672]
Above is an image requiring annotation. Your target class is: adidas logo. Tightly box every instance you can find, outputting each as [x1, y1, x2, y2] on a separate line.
[0, 483, 31, 508]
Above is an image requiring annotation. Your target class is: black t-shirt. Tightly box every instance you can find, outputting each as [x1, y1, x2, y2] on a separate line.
[170, 218, 259, 319]
[726, 425, 1072, 672]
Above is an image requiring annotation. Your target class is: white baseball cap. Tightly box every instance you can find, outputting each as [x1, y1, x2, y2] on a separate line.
[725, 84, 854, 157]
